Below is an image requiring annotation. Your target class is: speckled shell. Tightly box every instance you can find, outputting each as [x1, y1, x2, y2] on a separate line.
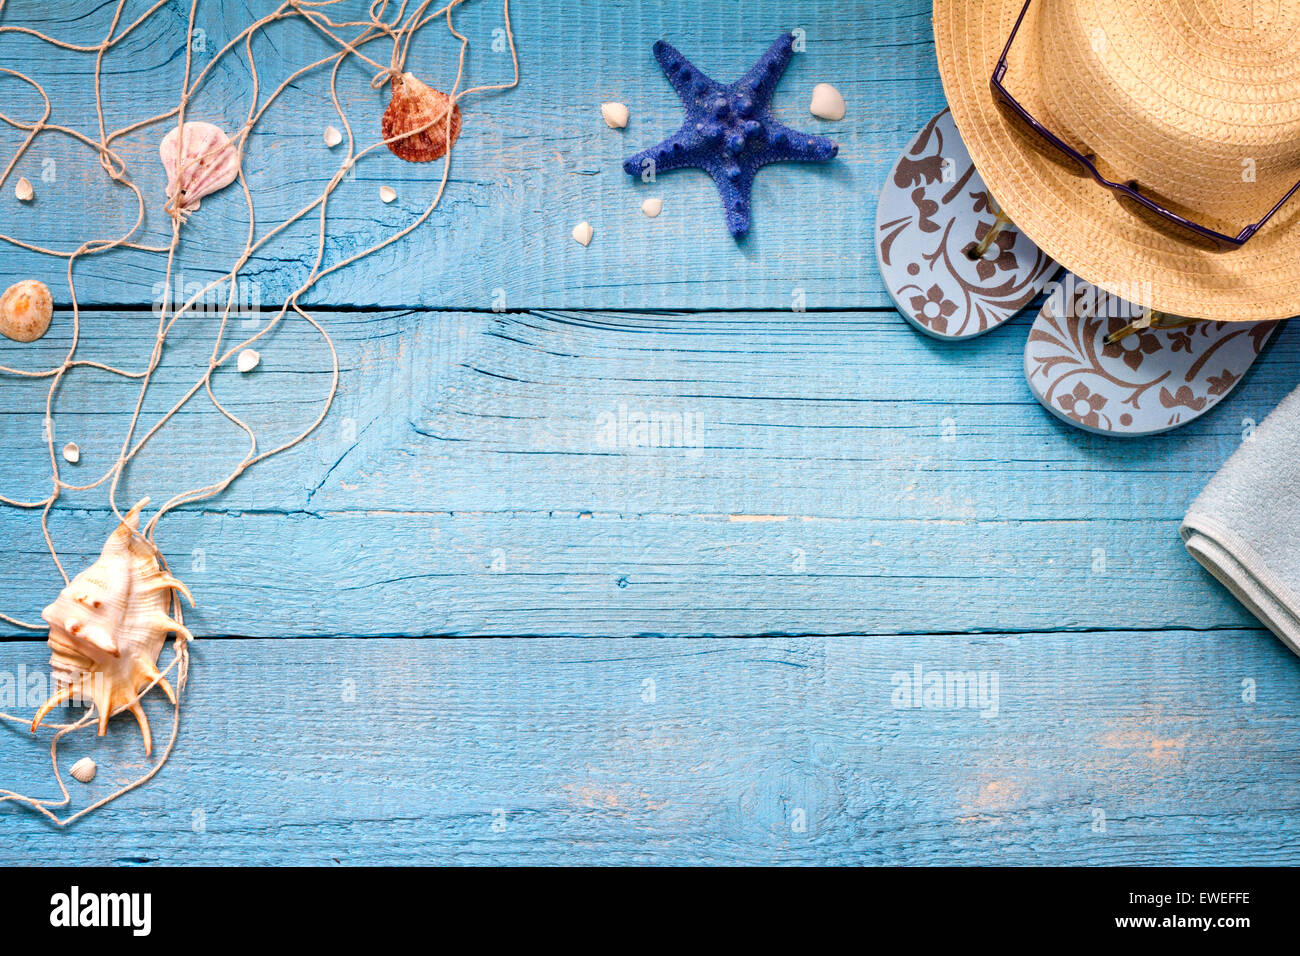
[0, 279, 52, 343]
[381, 73, 462, 163]
[31, 499, 193, 755]
[159, 121, 240, 220]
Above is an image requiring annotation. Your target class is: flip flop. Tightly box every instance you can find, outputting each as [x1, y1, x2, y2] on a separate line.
[876, 108, 1059, 340]
[1025, 276, 1280, 436]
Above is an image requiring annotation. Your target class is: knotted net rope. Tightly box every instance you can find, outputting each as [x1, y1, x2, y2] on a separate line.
[0, 0, 518, 826]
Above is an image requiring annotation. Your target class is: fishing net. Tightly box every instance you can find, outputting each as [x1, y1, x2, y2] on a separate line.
[0, 0, 518, 825]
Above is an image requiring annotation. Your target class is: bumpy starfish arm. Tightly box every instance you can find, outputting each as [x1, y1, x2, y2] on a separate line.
[708, 165, 757, 237]
[759, 118, 839, 164]
[734, 32, 795, 107]
[652, 39, 722, 101]
[622, 126, 707, 177]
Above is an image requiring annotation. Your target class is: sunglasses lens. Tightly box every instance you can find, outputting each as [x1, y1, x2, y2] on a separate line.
[991, 88, 1089, 177]
[991, 84, 1241, 252]
[1111, 187, 1232, 251]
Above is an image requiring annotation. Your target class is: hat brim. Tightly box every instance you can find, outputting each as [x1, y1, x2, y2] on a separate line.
[932, 0, 1300, 322]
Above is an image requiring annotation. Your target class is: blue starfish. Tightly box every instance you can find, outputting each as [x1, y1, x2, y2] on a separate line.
[624, 33, 838, 238]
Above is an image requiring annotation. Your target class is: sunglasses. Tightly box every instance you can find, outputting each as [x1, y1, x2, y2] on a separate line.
[990, 0, 1300, 250]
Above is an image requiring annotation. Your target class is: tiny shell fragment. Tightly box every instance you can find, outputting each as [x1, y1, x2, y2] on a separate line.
[641, 197, 663, 218]
[0, 279, 53, 342]
[323, 125, 342, 148]
[237, 348, 260, 373]
[571, 221, 594, 246]
[70, 757, 97, 784]
[15, 176, 33, 201]
[379, 185, 397, 204]
[62, 442, 80, 464]
[601, 102, 629, 129]
[809, 83, 846, 121]
[381, 73, 462, 163]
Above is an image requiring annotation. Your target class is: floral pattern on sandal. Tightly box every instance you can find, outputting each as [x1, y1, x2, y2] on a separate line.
[876, 108, 1059, 340]
[1025, 277, 1278, 436]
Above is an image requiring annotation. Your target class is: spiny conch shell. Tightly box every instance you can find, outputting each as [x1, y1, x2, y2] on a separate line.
[31, 499, 194, 756]
[0, 279, 52, 343]
[159, 121, 240, 222]
[70, 757, 97, 784]
[380, 72, 462, 163]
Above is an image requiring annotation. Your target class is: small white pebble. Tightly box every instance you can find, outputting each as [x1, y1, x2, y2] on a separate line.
[70, 757, 97, 784]
[61, 442, 79, 464]
[237, 348, 260, 373]
[571, 221, 594, 246]
[323, 125, 343, 148]
[379, 185, 397, 204]
[601, 102, 629, 129]
[641, 197, 663, 218]
[809, 82, 846, 121]
[14, 176, 33, 202]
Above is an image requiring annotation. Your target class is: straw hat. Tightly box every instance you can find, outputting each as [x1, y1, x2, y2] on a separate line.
[932, 0, 1300, 321]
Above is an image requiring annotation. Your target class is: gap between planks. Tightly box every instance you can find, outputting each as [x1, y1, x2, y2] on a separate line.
[30, 304, 924, 314]
[0, 624, 1275, 644]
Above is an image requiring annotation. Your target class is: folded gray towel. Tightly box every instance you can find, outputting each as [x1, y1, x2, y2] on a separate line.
[1182, 384, 1300, 657]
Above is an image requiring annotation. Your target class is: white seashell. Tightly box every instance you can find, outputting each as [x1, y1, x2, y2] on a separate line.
[379, 185, 397, 204]
[571, 221, 594, 246]
[70, 757, 97, 784]
[641, 197, 663, 218]
[62, 442, 80, 464]
[159, 121, 240, 222]
[15, 176, 33, 201]
[237, 348, 260, 373]
[323, 125, 342, 148]
[0, 279, 52, 343]
[31, 499, 194, 756]
[601, 102, 629, 129]
[809, 83, 846, 121]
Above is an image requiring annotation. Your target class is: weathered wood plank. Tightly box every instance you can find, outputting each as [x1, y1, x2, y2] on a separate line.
[2, 309, 1294, 637]
[1, 633, 1296, 865]
[8, 309, 1290, 521]
[0, 506, 1270, 637]
[0, 0, 941, 309]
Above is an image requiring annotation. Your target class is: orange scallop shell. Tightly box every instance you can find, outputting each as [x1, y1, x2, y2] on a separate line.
[381, 72, 462, 163]
[0, 279, 52, 343]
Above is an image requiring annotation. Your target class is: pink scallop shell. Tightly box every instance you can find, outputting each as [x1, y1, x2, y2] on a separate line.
[159, 121, 240, 219]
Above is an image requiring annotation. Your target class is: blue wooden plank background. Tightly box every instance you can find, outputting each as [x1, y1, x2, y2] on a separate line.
[0, 0, 926, 309]
[3, 632, 1298, 865]
[1, 0, 1297, 864]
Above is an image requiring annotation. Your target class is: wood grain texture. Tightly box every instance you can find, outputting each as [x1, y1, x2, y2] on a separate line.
[1, 634, 1296, 865]
[0, 0, 937, 310]
[2, 309, 1296, 637]
[2, 0, 1298, 866]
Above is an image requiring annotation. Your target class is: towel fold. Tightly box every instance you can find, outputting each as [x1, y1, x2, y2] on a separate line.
[1182, 385, 1300, 657]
